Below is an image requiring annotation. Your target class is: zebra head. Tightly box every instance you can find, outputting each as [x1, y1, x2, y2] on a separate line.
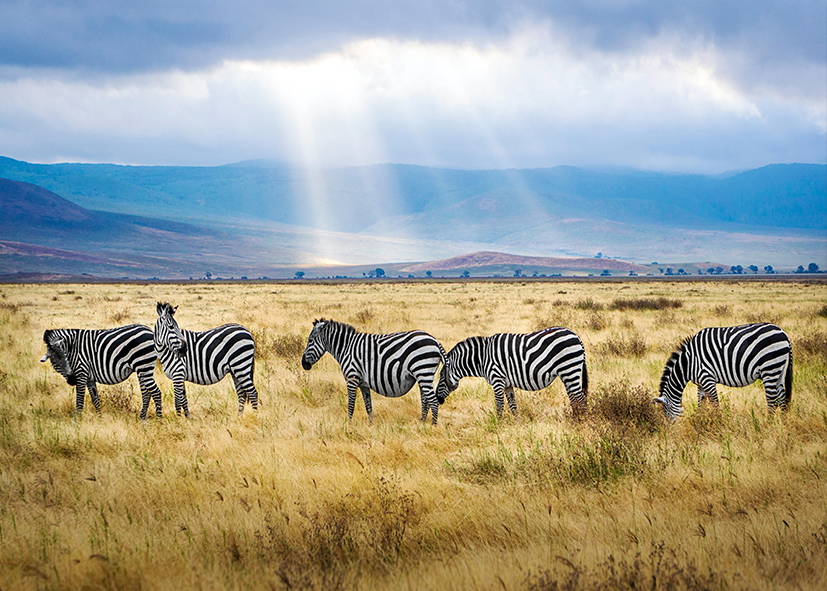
[155, 302, 187, 358]
[301, 319, 328, 370]
[41, 329, 77, 385]
[435, 361, 459, 405]
[655, 341, 690, 419]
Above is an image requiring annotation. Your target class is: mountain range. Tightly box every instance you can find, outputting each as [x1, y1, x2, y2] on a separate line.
[0, 156, 824, 278]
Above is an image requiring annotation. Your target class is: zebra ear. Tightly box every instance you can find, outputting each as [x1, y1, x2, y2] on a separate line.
[172, 305, 178, 315]
[156, 302, 165, 316]
[653, 397, 665, 405]
[40, 353, 49, 362]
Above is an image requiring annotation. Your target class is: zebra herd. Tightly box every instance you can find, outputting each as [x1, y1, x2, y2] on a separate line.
[40, 301, 794, 423]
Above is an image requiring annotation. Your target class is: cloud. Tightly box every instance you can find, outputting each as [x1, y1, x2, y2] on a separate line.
[0, 2, 823, 170]
[0, 23, 827, 171]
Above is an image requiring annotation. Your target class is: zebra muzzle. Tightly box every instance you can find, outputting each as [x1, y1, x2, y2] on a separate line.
[301, 358, 312, 370]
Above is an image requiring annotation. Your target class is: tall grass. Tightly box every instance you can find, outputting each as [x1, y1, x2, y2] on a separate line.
[0, 280, 825, 590]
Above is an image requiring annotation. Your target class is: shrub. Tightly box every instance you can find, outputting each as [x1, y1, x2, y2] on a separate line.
[575, 298, 603, 311]
[712, 304, 730, 317]
[589, 379, 664, 435]
[269, 333, 306, 359]
[598, 333, 647, 357]
[797, 330, 827, 360]
[585, 312, 610, 331]
[609, 297, 683, 311]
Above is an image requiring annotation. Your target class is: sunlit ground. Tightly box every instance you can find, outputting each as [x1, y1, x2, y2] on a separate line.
[0, 279, 825, 590]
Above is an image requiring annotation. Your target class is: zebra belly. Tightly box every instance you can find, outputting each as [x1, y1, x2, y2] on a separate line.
[501, 372, 557, 392]
[365, 373, 416, 398]
[94, 363, 134, 385]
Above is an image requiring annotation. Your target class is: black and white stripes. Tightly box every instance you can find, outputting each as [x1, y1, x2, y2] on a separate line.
[656, 323, 793, 419]
[41, 324, 162, 419]
[154, 302, 259, 417]
[301, 319, 447, 424]
[436, 327, 589, 417]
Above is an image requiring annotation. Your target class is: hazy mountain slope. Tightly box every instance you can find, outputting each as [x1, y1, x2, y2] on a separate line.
[1, 158, 823, 233]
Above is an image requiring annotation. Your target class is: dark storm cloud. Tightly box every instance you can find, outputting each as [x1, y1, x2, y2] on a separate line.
[1, 1, 823, 73]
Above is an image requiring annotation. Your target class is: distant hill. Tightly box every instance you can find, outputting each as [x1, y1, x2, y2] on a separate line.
[0, 157, 824, 232]
[1, 157, 824, 275]
[0, 178, 307, 277]
[399, 251, 649, 274]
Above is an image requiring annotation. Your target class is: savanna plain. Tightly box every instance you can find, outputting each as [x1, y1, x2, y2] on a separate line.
[1, 279, 826, 591]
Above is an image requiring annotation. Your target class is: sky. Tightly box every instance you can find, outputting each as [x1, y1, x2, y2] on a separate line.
[0, 0, 825, 173]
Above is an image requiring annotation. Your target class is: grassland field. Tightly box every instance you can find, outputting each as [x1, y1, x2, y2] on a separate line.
[0, 279, 826, 590]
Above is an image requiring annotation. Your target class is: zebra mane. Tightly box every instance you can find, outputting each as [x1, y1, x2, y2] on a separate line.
[313, 318, 357, 334]
[659, 336, 692, 395]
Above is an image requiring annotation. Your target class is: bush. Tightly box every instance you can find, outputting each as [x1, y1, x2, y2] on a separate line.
[598, 333, 647, 357]
[589, 379, 664, 434]
[797, 330, 827, 360]
[269, 333, 306, 358]
[610, 297, 683, 311]
[575, 298, 603, 311]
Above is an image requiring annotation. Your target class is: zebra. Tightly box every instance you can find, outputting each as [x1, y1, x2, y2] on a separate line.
[300, 319, 448, 425]
[40, 324, 162, 419]
[436, 327, 588, 417]
[655, 323, 793, 419]
[154, 302, 259, 417]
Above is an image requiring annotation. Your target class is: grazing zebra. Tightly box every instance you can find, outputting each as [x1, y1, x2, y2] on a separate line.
[154, 302, 259, 417]
[436, 327, 588, 417]
[656, 323, 793, 419]
[300, 319, 448, 425]
[40, 325, 162, 419]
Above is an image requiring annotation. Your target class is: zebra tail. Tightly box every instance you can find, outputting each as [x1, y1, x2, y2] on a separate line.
[784, 349, 793, 409]
[582, 360, 589, 397]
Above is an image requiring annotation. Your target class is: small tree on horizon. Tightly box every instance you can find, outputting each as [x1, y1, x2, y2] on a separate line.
[764, 265, 774, 274]
[749, 265, 758, 274]
[808, 263, 820, 273]
[375, 268, 385, 278]
[294, 271, 305, 279]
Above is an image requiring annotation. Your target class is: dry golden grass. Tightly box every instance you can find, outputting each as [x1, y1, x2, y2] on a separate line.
[0, 279, 825, 590]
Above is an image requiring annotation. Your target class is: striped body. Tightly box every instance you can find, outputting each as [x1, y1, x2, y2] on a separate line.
[657, 323, 793, 419]
[301, 319, 447, 424]
[41, 325, 162, 418]
[154, 302, 258, 416]
[437, 327, 588, 416]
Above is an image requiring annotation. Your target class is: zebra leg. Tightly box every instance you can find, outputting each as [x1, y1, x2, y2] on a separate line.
[346, 376, 360, 420]
[88, 381, 102, 414]
[232, 375, 247, 415]
[246, 382, 259, 411]
[152, 384, 163, 418]
[174, 379, 189, 418]
[504, 386, 517, 417]
[137, 371, 156, 420]
[75, 382, 86, 415]
[360, 385, 373, 423]
[491, 384, 505, 418]
[697, 385, 706, 405]
[761, 370, 785, 412]
[416, 376, 438, 425]
[705, 383, 719, 407]
[233, 372, 259, 414]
